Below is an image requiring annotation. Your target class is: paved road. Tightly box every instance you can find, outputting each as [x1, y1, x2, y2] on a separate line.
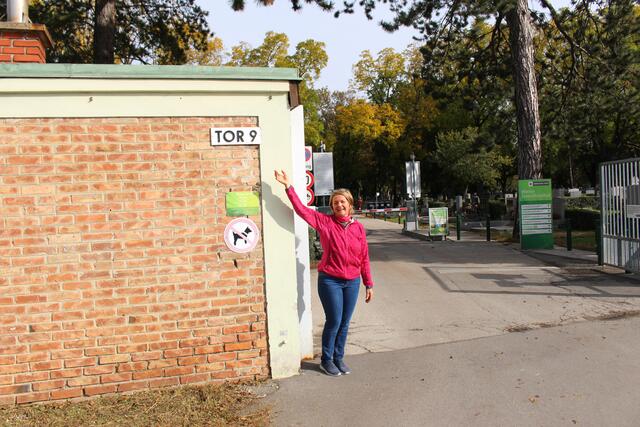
[265, 316, 640, 427]
[317, 218, 640, 356]
[263, 217, 640, 426]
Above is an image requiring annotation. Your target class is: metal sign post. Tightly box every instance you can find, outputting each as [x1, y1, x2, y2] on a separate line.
[405, 155, 421, 231]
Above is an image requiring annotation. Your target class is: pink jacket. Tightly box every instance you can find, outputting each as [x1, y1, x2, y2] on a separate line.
[285, 186, 373, 287]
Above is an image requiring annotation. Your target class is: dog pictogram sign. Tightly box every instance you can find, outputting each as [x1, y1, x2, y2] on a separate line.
[224, 218, 260, 253]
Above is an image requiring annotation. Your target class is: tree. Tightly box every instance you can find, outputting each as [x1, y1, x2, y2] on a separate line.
[227, 0, 576, 182]
[434, 127, 503, 195]
[351, 48, 406, 105]
[334, 99, 406, 197]
[94, 0, 116, 63]
[1, 0, 212, 64]
[227, 32, 329, 149]
[186, 36, 226, 65]
[540, 1, 640, 187]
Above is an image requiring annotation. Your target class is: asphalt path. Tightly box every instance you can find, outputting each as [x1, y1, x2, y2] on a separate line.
[263, 217, 640, 426]
[317, 217, 640, 356]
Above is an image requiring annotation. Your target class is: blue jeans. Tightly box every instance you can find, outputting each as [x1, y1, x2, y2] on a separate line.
[317, 272, 360, 362]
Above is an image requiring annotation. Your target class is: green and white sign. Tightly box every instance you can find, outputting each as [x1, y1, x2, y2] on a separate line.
[226, 192, 260, 217]
[518, 179, 553, 249]
[429, 207, 449, 236]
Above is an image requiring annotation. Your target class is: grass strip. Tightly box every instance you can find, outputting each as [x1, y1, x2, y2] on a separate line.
[0, 381, 270, 427]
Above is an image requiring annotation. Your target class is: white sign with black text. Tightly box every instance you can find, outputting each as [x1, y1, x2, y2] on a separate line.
[210, 127, 262, 146]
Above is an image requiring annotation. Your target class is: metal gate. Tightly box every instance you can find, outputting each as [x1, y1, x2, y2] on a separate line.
[600, 158, 640, 272]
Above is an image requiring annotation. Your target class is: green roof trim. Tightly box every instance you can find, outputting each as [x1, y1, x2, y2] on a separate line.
[0, 63, 301, 81]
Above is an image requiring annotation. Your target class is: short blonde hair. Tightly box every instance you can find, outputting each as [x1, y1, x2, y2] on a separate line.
[330, 188, 354, 215]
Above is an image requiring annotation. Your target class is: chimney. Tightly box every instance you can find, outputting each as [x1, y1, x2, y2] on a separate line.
[1, 0, 53, 63]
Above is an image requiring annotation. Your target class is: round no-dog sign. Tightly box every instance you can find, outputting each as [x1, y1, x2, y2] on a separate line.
[224, 218, 260, 253]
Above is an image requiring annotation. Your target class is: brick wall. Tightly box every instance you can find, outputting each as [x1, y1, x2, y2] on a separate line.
[0, 29, 47, 63]
[0, 117, 268, 404]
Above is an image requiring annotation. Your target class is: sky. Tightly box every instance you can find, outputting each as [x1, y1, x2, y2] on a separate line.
[199, 1, 417, 92]
[200, 1, 572, 93]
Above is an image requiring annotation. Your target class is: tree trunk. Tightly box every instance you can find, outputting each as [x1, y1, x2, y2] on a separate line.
[507, 0, 542, 239]
[507, 0, 542, 181]
[94, 0, 116, 64]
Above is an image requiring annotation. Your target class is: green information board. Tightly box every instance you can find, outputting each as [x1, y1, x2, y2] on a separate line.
[518, 179, 553, 249]
[429, 207, 449, 236]
[226, 192, 260, 216]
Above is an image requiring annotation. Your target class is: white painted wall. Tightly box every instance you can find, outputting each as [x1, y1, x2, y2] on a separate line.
[290, 105, 313, 360]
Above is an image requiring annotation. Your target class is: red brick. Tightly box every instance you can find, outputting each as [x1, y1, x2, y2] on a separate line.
[2, 47, 25, 54]
[15, 371, 49, 383]
[50, 368, 82, 379]
[224, 341, 253, 351]
[67, 376, 99, 387]
[0, 363, 28, 375]
[132, 368, 163, 380]
[100, 373, 132, 383]
[99, 354, 130, 365]
[0, 395, 16, 405]
[13, 54, 44, 63]
[16, 391, 49, 404]
[147, 359, 176, 369]
[50, 349, 83, 360]
[116, 362, 147, 372]
[0, 356, 15, 365]
[129, 351, 162, 362]
[51, 387, 83, 400]
[32, 380, 66, 391]
[0, 384, 31, 395]
[84, 384, 117, 396]
[148, 377, 179, 389]
[64, 357, 96, 368]
[194, 345, 224, 355]
[84, 365, 114, 376]
[164, 366, 193, 377]
[179, 373, 210, 385]
[117, 381, 149, 393]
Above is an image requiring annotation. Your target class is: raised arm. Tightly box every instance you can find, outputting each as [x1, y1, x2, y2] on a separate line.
[274, 169, 322, 229]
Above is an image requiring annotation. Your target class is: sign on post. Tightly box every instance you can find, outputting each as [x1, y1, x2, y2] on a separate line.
[519, 179, 553, 249]
[305, 171, 315, 206]
[405, 161, 421, 198]
[429, 207, 449, 236]
[306, 188, 315, 206]
[305, 171, 314, 188]
[313, 153, 334, 196]
[304, 146, 313, 171]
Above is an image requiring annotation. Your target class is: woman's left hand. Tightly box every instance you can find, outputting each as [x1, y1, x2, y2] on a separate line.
[365, 288, 373, 303]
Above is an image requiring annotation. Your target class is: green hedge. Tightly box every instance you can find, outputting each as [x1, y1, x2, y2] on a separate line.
[565, 208, 599, 230]
[566, 196, 599, 210]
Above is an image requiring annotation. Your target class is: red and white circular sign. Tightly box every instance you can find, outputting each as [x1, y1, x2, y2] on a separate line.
[305, 171, 314, 188]
[306, 188, 315, 206]
[224, 218, 260, 253]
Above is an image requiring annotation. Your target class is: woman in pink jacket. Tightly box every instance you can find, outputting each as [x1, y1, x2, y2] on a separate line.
[275, 170, 374, 377]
